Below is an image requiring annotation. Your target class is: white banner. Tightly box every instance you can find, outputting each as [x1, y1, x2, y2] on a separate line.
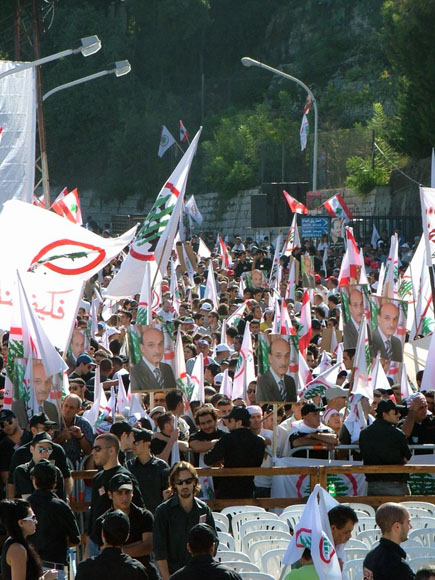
[0, 272, 83, 353]
[420, 186, 435, 266]
[0, 61, 36, 207]
[0, 200, 136, 280]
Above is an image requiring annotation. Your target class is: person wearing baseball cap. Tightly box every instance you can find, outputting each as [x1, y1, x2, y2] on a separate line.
[359, 399, 411, 496]
[287, 403, 338, 459]
[169, 523, 242, 580]
[92, 472, 157, 578]
[204, 406, 265, 499]
[324, 386, 348, 413]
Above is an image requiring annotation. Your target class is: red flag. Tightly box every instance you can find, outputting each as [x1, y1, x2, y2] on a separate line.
[303, 95, 312, 115]
[179, 120, 190, 143]
[283, 190, 309, 215]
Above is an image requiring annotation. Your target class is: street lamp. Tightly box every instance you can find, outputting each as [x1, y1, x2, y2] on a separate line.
[0, 35, 101, 207]
[0, 36, 102, 81]
[241, 56, 318, 191]
[43, 60, 131, 101]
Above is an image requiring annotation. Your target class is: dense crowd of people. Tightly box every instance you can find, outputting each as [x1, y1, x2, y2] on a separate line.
[0, 227, 434, 579]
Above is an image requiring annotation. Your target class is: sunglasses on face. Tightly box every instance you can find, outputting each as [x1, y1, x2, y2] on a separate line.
[175, 477, 194, 486]
[247, 389, 256, 394]
[0, 419, 13, 428]
[22, 514, 37, 522]
[37, 446, 52, 453]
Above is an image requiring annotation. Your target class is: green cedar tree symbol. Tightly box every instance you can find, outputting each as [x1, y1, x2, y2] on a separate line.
[327, 474, 349, 496]
[70, 204, 77, 213]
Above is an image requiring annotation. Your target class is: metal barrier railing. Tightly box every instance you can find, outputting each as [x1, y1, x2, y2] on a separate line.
[286, 444, 435, 459]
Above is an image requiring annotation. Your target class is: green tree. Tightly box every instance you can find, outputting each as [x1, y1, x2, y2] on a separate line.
[381, 0, 435, 156]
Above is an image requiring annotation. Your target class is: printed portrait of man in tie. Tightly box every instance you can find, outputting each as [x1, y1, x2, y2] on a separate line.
[130, 325, 176, 392]
[256, 336, 297, 404]
[371, 301, 403, 363]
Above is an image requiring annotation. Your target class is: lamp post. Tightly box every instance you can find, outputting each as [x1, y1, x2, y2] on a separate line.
[0, 35, 102, 206]
[43, 60, 131, 101]
[241, 56, 318, 191]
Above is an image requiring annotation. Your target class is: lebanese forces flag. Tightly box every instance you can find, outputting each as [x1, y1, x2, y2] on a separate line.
[179, 120, 190, 143]
[338, 227, 369, 287]
[218, 235, 231, 269]
[51, 188, 83, 225]
[106, 129, 202, 298]
[323, 192, 353, 221]
[283, 190, 309, 215]
[298, 290, 312, 356]
[282, 214, 301, 256]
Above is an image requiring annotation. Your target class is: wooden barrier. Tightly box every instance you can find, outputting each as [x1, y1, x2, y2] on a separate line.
[70, 464, 435, 512]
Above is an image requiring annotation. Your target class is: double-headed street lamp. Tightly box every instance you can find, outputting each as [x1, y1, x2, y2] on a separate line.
[0, 35, 102, 206]
[241, 56, 318, 191]
[43, 60, 131, 101]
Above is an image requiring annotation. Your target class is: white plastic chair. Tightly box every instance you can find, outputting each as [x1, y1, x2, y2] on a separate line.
[405, 546, 435, 560]
[356, 528, 382, 547]
[239, 573, 275, 580]
[407, 507, 435, 520]
[213, 512, 229, 533]
[239, 519, 289, 552]
[401, 539, 424, 549]
[218, 531, 236, 551]
[215, 551, 251, 563]
[247, 539, 290, 570]
[352, 517, 377, 537]
[261, 548, 287, 577]
[242, 530, 292, 557]
[217, 543, 229, 551]
[344, 547, 368, 561]
[346, 538, 369, 549]
[408, 517, 434, 529]
[278, 511, 300, 534]
[343, 558, 365, 580]
[221, 505, 265, 521]
[402, 501, 435, 516]
[281, 504, 306, 515]
[409, 527, 435, 547]
[222, 561, 261, 573]
[231, 512, 278, 549]
[342, 502, 376, 518]
[409, 556, 435, 573]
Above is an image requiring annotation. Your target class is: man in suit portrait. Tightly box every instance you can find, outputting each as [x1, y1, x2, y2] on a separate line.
[12, 359, 60, 429]
[257, 337, 297, 403]
[343, 287, 364, 349]
[131, 326, 176, 392]
[371, 301, 403, 362]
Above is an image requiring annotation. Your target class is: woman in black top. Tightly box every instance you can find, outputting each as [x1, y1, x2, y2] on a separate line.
[0, 499, 57, 580]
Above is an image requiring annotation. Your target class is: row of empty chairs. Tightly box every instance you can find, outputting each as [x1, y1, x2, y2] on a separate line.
[212, 503, 435, 577]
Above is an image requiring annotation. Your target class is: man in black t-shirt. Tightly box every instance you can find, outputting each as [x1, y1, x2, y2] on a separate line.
[95, 473, 158, 580]
[188, 406, 225, 467]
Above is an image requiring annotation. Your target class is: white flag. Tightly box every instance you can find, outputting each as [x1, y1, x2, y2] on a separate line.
[189, 353, 204, 403]
[204, 262, 218, 309]
[352, 320, 373, 402]
[420, 186, 435, 266]
[198, 238, 211, 259]
[158, 125, 176, 157]
[185, 195, 203, 224]
[232, 322, 255, 400]
[300, 114, 309, 151]
[371, 224, 381, 249]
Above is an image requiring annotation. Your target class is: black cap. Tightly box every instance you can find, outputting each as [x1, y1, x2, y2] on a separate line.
[31, 432, 52, 446]
[110, 420, 132, 438]
[29, 412, 57, 428]
[102, 509, 130, 536]
[0, 409, 16, 422]
[312, 319, 322, 330]
[108, 473, 133, 492]
[222, 406, 250, 423]
[376, 399, 406, 418]
[31, 458, 57, 478]
[188, 523, 217, 551]
[301, 403, 325, 417]
[132, 428, 152, 443]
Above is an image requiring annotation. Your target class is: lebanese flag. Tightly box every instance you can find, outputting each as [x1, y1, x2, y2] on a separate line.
[298, 290, 312, 355]
[51, 188, 82, 225]
[179, 120, 190, 143]
[280, 300, 294, 336]
[283, 190, 309, 215]
[338, 226, 369, 287]
[282, 214, 301, 255]
[323, 192, 353, 220]
[351, 320, 373, 401]
[219, 236, 230, 269]
[32, 194, 45, 208]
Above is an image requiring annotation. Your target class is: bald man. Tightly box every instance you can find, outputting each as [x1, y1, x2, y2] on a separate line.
[371, 302, 403, 362]
[130, 326, 176, 392]
[343, 287, 364, 349]
[257, 337, 297, 403]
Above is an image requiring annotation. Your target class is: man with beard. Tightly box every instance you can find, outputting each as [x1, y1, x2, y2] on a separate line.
[0, 409, 31, 488]
[153, 461, 215, 580]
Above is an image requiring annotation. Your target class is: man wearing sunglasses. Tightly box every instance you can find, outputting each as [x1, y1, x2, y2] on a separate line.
[0, 409, 32, 491]
[13, 432, 65, 500]
[153, 461, 216, 580]
[359, 399, 411, 496]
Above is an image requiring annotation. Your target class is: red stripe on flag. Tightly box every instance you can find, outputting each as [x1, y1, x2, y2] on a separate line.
[164, 182, 180, 197]
[129, 248, 155, 261]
